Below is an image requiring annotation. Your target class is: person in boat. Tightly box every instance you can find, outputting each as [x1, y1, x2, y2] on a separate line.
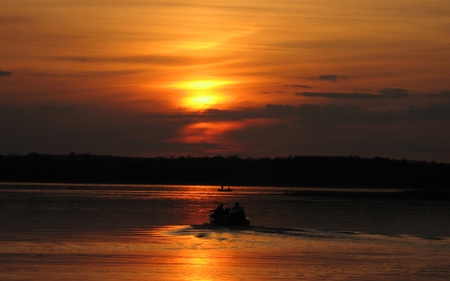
[213, 203, 225, 221]
[230, 202, 246, 223]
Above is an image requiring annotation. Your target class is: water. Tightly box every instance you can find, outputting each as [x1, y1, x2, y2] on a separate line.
[1, 183, 450, 280]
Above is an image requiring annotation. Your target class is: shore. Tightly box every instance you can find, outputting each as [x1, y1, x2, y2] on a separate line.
[2, 154, 450, 188]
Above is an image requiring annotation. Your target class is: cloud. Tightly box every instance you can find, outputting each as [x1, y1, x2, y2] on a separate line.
[50, 54, 232, 67]
[181, 108, 266, 122]
[261, 90, 291, 94]
[319, 75, 347, 82]
[407, 103, 450, 120]
[265, 103, 381, 123]
[284, 84, 311, 88]
[171, 102, 450, 124]
[0, 70, 12, 77]
[2, 103, 450, 161]
[25, 69, 143, 78]
[296, 90, 411, 99]
[377, 88, 409, 98]
[0, 104, 185, 156]
[429, 91, 450, 98]
[303, 75, 348, 82]
[353, 88, 372, 92]
[264, 103, 450, 123]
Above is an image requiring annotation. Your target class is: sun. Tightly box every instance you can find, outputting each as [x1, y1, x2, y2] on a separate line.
[170, 79, 236, 110]
[185, 95, 220, 109]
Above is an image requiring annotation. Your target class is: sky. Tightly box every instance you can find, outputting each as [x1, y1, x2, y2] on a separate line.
[1, 0, 450, 162]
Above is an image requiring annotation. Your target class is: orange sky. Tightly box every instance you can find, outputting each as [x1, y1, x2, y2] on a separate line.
[1, 0, 450, 161]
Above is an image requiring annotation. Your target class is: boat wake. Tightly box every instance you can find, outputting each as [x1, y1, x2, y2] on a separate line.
[171, 224, 450, 242]
[175, 224, 352, 240]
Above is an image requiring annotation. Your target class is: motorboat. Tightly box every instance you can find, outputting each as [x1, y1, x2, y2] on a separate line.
[208, 212, 251, 226]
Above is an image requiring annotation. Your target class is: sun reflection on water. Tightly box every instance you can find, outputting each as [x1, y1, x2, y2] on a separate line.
[2, 186, 450, 281]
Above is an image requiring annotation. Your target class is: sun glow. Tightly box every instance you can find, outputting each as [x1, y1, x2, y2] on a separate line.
[172, 79, 235, 91]
[170, 79, 236, 110]
[183, 94, 225, 110]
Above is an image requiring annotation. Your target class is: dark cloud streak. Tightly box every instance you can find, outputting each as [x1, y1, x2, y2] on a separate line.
[264, 103, 450, 123]
[429, 91, 450, 98]
[302, 75, 349, 82]
[377, 88, 409, 98]
[175, 103, 450, 124]
[284, 84, 311, 88]
[49, 54, 231, 66]
[0, 70, 12, 77]
[296, 91, 411, 99]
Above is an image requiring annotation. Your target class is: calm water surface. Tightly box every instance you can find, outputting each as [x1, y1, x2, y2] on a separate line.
[1, 183, 449, 280]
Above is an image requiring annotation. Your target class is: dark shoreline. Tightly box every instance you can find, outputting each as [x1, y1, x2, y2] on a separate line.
[1, 153, 449, 190]
[284, 189, 450, 200]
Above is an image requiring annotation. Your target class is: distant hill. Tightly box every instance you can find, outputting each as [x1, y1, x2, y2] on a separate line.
[1, 153, 449, 189]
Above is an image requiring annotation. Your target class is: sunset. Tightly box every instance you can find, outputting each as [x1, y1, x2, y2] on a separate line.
[2, 0, 450, 161]
[2, 2, 450, 280]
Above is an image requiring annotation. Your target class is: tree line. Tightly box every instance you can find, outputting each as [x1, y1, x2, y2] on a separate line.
[0, 153, 449, 189]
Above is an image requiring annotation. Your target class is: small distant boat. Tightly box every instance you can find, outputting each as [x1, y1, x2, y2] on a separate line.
[218, 186, 232, 192]
[208, 212, 251, 226]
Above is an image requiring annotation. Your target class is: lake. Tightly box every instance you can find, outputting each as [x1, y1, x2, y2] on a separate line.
[1, 183, 449, 280]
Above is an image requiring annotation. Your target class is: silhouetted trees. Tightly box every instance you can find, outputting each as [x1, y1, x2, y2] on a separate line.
[0, 153, 449, 189]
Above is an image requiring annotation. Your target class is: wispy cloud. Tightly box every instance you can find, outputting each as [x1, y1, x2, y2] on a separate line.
[265, 102, 450, 123]
[284, 84, 311, 88]
[25, 69, 144, 78]
[174, 102, 450, 124]
[296, 89, 411, 99]
[49, 54, 232, 67]
[429, 91, 450, 98]
[2, 102, 450, 160]
[303, 75, 349, 82]
[0, 70, 12, 77]
[377, 88, 409, 98]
